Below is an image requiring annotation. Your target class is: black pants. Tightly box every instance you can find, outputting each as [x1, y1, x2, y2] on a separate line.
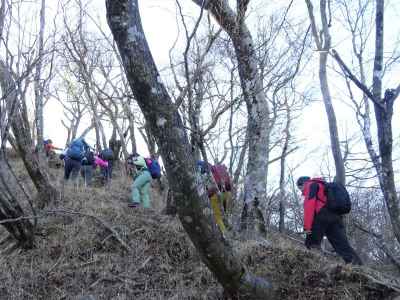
[306, 208, 362, 265]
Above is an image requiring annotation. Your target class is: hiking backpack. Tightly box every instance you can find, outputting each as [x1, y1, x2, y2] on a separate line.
[197, 160, 211, 174]
[145, 158, 161, 179]
[66, 138, 86, 161]
[210, 164, 232, 192]
[323, 182, 352, 215]
[82, 150, 95, 166]
[100, 148, 114, 161]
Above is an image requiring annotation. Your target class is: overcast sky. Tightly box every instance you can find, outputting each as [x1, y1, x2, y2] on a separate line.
[39, 0, 400, 183]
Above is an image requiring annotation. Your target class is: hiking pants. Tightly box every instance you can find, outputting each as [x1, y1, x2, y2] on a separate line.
[101, 160, 113, 182]
[306, 207, 362, 265]
[131, 170, 151, 208]
[210, 194, 226, 232]
[222, 191, 232, 214]
[80, 165, 93, 186]
[64, 156, 81, 181]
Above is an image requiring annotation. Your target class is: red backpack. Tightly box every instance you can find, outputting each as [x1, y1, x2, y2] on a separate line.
[210, 164, 232, 192]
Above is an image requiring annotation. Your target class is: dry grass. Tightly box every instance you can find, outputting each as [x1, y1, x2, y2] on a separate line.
[0, 159, 399, 299]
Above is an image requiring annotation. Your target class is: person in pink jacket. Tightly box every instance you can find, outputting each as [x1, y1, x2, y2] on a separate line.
[94, 155, 108, 168]
[94, 155, 109, 185]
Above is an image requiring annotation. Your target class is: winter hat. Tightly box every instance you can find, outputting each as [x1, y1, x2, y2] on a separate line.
[296, 176, 310, 187]
[133, 156, 147, 168]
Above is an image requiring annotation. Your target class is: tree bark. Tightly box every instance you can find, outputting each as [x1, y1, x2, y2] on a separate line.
[278, 99, 291, 232]
[123, 99, 137, 154]
[105, 1, 275, 298]
[371, 0, 400, 244]
[305, 0, 345, 184]
[0, 153, 35, 249]
[191, 0, 270, 235]
[0, 60, 57, 209]
[34, 0, 46, 151]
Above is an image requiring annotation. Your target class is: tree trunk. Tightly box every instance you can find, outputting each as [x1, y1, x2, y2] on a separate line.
[371, 0, 400, 244]
[191, 0, 270, 235]
[34, 0, 46, 151]
[0, 153, 35, 249]
[123, 99, 137, 154]
[0, 60, 57, 209]
[109, 127, 123, 161]
[305, 0, 345, 184]
[330, 0, 400, 245]
[105, 1, 275, 298]
[278, 101, 291, 232]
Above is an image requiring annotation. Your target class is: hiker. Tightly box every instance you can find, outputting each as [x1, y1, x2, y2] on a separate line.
[80, 150, 95, 186]
[99, 148, 114, 183]
[197, 161, 226, 232]
[210, 164, 233, 215]
[64, 137, 90, 181]
[94, 154, 108, 169]
[128, 156, 152, 208]
[297, 176, 362, 265]
[43, 139, 62, 157]
[126, 153, 139, 176]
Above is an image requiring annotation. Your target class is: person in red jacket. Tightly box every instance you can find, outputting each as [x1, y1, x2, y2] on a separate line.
[297, 176, 362, 265]
[44, 139, 62, 157]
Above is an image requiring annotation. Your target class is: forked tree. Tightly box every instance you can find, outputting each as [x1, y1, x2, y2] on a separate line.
[105, 0, 275, 298]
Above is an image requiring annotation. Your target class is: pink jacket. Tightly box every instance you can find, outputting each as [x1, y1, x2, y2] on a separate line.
[94, 156, 108, 168]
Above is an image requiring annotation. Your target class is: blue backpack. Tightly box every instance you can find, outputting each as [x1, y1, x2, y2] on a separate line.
[66, 138, 87, 161]
[145, 158, 161, 179]
[100, 148, 114, 161]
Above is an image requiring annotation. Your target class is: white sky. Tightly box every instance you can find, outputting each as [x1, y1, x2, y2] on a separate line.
[31, 0, 400, 185]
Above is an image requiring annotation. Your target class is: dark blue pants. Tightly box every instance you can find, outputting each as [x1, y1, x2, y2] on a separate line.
[80, 165, 93, 186]
[64, 156, 81, 181]
[101, 160, 113, 181]
[306, 207, 362, 265]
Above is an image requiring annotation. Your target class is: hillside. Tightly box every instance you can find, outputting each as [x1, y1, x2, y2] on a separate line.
[0, 161, 399, 300]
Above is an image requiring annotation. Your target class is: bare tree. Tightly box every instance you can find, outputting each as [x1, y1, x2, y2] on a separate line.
[331, 0, 400, 245]
[190, 1, 271, 224]
[105, 1, 275, 298]
[305, 0, 346, 184]
[0, 1, 34, 248]
[0, 1, 57, 209]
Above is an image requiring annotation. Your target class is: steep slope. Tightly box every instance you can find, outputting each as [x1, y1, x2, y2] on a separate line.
[0, 163, 399, 299]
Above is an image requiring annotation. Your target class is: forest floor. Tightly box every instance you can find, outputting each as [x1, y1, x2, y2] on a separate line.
[0, 159, 399, 299]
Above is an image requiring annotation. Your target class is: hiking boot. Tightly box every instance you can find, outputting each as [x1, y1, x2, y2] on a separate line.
[128, 203, 139, 208]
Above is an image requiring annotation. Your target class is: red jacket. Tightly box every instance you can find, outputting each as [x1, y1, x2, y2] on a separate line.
[302, 178, 327, 231]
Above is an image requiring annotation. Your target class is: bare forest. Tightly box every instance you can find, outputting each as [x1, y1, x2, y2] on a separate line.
[0, 0, 400, 299]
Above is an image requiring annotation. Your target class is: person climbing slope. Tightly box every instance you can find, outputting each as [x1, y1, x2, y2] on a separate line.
[128, 156, 152, 208]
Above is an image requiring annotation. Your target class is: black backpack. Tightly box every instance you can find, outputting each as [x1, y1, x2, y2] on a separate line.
[82, 150, 95, 166]
[324, 182, 351, 215]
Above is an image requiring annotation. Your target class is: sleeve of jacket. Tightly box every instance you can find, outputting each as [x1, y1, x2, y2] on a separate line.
[303, 182, 319, 231]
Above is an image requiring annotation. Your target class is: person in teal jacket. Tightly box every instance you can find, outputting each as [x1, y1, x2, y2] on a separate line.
[128, 156, 152, 208]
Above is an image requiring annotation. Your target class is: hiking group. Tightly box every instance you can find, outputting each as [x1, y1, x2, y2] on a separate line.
[40, 138, 362, 265]
[58, 137, 114, 186]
